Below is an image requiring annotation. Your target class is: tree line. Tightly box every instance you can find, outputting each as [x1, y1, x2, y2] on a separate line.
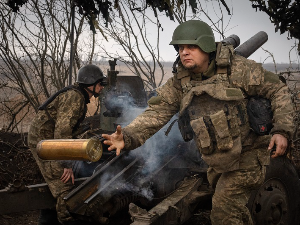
[0, 0, 299, 132]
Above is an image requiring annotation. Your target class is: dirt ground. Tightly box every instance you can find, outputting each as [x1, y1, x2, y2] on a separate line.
[0, 211, 40, 225]
[0, 131, 44, 190]
[0, 130, 211, 225]
[0, 207, 211, 225]
[0, 210, 211, 225]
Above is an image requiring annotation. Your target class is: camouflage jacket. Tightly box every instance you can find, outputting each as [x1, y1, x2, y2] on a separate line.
[28, 84, 89, 148]
[122, 52, 294, 171]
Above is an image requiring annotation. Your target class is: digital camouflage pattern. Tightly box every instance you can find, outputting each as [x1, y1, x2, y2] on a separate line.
[28, 87, 87, 147]
[28, 87, 87, 223]
[123, 53, 294, 153]
[122, 47, 294, 224]
[209, 147, 266, 225]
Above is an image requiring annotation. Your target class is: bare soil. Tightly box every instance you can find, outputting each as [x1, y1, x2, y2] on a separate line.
[0, 131, 44, 190]
[0, 208, 211, 225]
[0, 211, 39, 225]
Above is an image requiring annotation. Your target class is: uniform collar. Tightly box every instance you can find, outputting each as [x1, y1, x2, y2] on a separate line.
[189, 59, 216, 80]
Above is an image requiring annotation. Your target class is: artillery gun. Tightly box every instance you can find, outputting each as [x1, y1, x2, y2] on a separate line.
[1, 32, 300, 225]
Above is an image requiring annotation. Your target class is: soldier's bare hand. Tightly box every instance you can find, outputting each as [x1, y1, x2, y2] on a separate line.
[61, 168, 75, 184]
[102, 125, 125, 156]
[268, 134, 288, 158]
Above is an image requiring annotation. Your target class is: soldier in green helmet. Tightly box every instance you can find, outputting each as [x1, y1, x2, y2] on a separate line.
[102, 20, 294, 224]
[28, 64, 107, 225]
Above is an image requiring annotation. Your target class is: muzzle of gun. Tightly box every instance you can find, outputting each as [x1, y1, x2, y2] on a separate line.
[37, 138, 103, 162]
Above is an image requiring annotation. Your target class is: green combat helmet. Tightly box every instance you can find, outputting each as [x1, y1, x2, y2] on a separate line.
[169, 20, 216, 53]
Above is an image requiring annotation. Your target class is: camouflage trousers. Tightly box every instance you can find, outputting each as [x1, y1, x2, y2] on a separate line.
[30, 147, 75, 224]
[207, 148, 268, 225]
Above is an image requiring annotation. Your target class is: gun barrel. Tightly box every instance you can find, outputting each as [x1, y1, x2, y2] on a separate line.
[234, 31, 268, 58]
[37, 138, 103, 162]
[222, 34, 240, 49]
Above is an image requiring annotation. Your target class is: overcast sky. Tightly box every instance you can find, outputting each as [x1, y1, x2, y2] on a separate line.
[156, 0, 299, 64]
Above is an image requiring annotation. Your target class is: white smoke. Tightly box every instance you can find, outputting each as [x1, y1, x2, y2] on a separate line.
[112, 105, 189, 200]
[95, 91, 204, 202]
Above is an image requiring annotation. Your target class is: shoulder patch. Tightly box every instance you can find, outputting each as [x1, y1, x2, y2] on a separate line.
[148, 96, 162, 105]
[264, 71, 280, 83]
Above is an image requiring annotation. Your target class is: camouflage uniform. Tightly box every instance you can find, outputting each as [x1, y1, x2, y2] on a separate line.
[122, 50, 294, 224]
[28, 84, 89, 224]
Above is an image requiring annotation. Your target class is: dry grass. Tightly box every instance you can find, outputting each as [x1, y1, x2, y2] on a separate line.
[0, 63, 174, 133]
[1, 63, 299, 133]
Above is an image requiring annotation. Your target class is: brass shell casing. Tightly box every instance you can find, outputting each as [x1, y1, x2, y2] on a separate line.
[37, 138, 103, 162]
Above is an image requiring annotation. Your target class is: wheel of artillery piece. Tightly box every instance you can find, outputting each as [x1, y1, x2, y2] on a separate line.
[247, 156, 300, 225]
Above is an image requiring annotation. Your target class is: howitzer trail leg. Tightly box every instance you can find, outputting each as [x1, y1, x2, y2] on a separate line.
[129, 176, 213, 225]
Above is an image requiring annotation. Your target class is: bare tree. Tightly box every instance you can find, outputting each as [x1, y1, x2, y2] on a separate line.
[0, 0, 100, 131]
[97, 0, 233, 90]
[249, 0, 300, 54]
[0, 0, 235, 131]
[262, 47, 277, 74]
[97, 1, 168, 90]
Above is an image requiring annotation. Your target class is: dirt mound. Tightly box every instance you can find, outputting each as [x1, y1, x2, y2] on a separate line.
[0, 131, 44, 190]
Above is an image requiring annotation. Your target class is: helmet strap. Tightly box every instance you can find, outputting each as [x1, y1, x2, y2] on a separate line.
[209, 52, 216, 64]
[93, 83, 100, 98]
[85, 83, 99, 98]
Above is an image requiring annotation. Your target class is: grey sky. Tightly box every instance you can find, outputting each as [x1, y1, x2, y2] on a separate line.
[157, 0, 299, 64]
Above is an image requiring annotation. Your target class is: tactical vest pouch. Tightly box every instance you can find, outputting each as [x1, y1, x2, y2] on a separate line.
[189, 110, 234, 154]
[210, 110, 234, 151]
[178, 109, 194, 142]
[247, 96, 273, 135]
[216, 44, 231, 67]
[190, 117, 213, 154]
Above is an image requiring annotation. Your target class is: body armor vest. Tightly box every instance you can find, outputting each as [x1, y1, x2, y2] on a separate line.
[188, 93, 249, 154]
[176, 44, 253, 172]
[175, 44, 273, 172]
[179, 73, 251, 172]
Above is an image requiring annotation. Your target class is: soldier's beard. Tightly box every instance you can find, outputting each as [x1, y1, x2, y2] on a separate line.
[182, 64, 198, 71]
